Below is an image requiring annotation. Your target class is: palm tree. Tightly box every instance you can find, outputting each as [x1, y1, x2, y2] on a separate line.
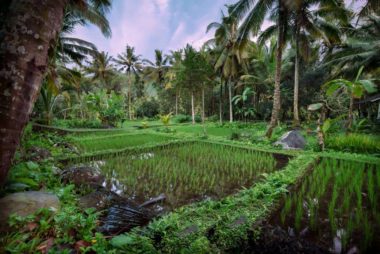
[165, 50, 183, 115]
[114, 45, 143, 120]
[144, 49, 169, 88]
[325, 15, 380, 77]
[259, 0, 346, 127]
[0, 0, 111, 184]
[86, 51, 115, 90]
[230, 0, 289, 137]
[323, 66, 377, 130]
[206, 12, 249, 123]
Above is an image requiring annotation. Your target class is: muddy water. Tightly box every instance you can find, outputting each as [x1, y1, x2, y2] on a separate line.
[94, 143, 289, 213]
[268, 159, 380, 254]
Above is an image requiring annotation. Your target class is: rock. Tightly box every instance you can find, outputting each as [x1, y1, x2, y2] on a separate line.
[0, 191, 60, 232]
[61, 166, 105, 187]
[26, 146, 52, 161]
[274, 130, 306, 150]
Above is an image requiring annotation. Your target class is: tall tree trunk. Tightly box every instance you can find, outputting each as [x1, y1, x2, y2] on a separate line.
[293, 23, 300, 127]
[0, 0, 68, 185]
[202, 87, 205, 123]
[266, 2, 286, 138]
[228, 78, 233, 123]
[191, 90, 195, 124]
[128, 73, 132, 120]
[347, 95, 354, 130]
[219, 81, 223, 124]
[175, 89, 178, 115]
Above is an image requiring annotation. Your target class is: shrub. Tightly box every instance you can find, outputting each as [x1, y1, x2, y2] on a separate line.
[326, 133, 380, 154]
[55, 119, 103, 129]
[195, 115, 202, 123]
[230, 132, 241, 140]
[208, 114, 219, 122]
[135, 99, 160, 118]
[173, 114, 192, 123]
[85, 90, 126, 127]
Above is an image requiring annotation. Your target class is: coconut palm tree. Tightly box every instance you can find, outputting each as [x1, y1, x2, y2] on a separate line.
[206, 12, 249, 123]
[86, 51, 115, 90]
[165, 50, 183, 115]
[259, 0, 346, 127]
[325, 15, 380, 78]
[0, 0, 111, 184]
[230, 0, 289, 137]
[114, 45, 143, 120]
[144, 49, 169, 88]
[323, 66, 377, 130]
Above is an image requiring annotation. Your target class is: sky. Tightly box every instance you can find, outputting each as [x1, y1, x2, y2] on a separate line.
[73, 0, 236, 61]
[73, 0, 366, 61]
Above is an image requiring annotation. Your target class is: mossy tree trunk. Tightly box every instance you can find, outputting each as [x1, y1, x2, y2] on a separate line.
[266, 0, 286, 138]
[0, 0, 68, 184]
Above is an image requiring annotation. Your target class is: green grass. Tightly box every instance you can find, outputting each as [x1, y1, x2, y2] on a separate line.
[326, 133, 380, 154]
[73, 133, 174, 153]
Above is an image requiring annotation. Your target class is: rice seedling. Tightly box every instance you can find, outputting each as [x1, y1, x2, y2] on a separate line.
[276, 158, 380, 252]
[84, 142, 279, 209]
[73, 133, 173, 152]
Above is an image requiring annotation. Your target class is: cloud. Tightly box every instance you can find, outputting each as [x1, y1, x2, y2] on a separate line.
[72, 0, 235, 60]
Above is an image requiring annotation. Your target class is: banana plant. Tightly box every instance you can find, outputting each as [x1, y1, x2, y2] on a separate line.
[159, 112, 173, 128]
[232, 87, 256, 121]
[323, 66, 377, 130]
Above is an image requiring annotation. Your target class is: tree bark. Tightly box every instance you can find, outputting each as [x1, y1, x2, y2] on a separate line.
[175, 89, 178, 115]
[347, 95, 354, 130]
[293, 23, 300, 127]
[219, 81, 223, 124]
[0, 0, 68, 185]
[266, 1, 285, 138]
[201, 87, 205, 123]
[128, 72, 132, 120]
[228, 78, 233, 123]
[191, 90, 195, 124]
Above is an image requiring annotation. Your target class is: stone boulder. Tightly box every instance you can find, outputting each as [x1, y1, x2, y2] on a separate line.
[0, 191, 60, 232]
[61, 166, 105, 187]
[274, 130, 306, 150]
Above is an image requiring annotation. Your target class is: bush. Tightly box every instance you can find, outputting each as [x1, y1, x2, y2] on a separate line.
[229, 132, 241, 140]
[195, 115, 202, 123]
[86, 90, 126, 127]
[173, 114, 192, 123]
[326, 133, 380, 154]
[135, 99, 160, 118]
[208, 114, 219, 122]
[54, 119, 103, 129]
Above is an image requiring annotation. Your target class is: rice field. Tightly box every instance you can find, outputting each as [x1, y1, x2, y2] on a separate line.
[96, 142, 282, 210]
[273, 158, 380, 253]
[73, 133, 174, 153]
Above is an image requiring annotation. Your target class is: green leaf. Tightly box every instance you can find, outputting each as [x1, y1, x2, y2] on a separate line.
[307, 103, 323, 111]
[26, 161, 39, 170]
[359, 80, 377, 94]
[325, 82, 343, 96]
[352, 84, 364, 98]
[12, 177, 39, 188]
[322, 119, 331, 134]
